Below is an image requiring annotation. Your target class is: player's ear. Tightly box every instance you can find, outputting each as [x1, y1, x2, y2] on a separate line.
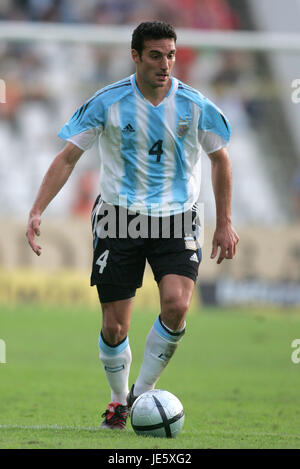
[131, 49, 140, 64]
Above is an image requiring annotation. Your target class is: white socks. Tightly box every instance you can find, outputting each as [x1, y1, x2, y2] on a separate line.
[99, 332, 132, 405]
[134, 315, 186, 396]
[99, 316, 186, 404]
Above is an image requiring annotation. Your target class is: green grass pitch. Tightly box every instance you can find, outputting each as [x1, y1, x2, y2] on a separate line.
[0, 302, 300, 449]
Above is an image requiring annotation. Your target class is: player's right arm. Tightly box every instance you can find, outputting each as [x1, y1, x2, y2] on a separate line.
[26, 142, 84, 256]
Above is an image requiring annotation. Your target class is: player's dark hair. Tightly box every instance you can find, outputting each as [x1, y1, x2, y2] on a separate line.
[131, 21, 177, 57]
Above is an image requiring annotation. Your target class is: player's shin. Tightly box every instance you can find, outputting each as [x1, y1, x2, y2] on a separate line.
[134, 315, 185, 397]
[99, 332, 132, 405]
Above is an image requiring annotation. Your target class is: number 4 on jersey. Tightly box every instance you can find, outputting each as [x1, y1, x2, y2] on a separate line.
[149, 139, 163, 162]
[96, 249, 109, 273]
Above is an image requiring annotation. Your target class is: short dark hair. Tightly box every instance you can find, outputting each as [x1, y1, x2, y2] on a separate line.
[131, 21, 177, 57]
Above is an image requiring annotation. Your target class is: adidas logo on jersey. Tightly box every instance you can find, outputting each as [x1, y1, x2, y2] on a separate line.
[189, 253, 198, 263]
[122, 123, 135, 133]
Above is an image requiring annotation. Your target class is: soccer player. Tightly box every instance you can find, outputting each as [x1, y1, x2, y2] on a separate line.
[26, 21, 239, 430]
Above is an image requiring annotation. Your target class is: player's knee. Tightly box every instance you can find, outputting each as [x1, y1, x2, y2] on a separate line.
[161, 294, 189, 329]
[102, 322, 127, 346]
[163, 293, 189, 314]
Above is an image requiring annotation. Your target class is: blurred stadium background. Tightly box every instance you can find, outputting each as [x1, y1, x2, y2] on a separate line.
[0, 0, 300, 310]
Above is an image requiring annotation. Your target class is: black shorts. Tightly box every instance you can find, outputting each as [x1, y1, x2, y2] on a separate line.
[90, 196, 202, 303]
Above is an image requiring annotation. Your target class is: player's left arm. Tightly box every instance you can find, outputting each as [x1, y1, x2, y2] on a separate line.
[208, 147, 239, 264]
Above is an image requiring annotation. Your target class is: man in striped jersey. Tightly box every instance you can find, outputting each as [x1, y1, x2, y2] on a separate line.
[26, 21, 239, 430]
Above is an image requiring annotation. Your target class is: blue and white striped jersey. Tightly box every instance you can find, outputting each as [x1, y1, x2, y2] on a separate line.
[58, 74, 230, 216]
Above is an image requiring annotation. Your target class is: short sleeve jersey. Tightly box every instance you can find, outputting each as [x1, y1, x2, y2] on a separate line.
[58, 74, 230, 216]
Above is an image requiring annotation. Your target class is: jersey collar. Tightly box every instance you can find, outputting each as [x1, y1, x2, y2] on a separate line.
[131, 73, 178, 107]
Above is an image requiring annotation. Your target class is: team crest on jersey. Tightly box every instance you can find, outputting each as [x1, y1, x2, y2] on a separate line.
[176, 117, 190, 138]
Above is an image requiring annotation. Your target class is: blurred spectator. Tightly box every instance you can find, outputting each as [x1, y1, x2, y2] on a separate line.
[71, 171, 98, 218]
[91, 0, 142, 25]
[184, 0, 240, 30]
[173, 47, 196, 82]
[0, 45, 50, 131]
[26, 0, 60, 22]
[211, 52, 266, 128]
[152, 0, 240, 30]
[1, 0, 240, 28]
[0, 76, 23, 128]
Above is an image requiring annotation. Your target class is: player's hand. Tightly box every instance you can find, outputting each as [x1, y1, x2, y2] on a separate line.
[26, 213, 42, 256]
[211, 223, 239, 264]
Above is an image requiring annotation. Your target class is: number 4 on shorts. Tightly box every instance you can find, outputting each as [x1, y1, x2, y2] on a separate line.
[96, 249, 109, 273]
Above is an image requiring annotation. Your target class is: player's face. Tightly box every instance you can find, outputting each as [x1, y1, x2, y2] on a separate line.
[132, 38, 176, 89]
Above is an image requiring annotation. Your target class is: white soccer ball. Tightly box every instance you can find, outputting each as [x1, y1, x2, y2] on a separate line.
[130, 389, 185, 438]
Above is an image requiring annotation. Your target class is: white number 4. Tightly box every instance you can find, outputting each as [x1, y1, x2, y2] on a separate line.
[96, 250, 109, 274]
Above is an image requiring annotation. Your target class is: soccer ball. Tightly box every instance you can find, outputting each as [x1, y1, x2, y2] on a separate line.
[130, 389, 185, 438]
